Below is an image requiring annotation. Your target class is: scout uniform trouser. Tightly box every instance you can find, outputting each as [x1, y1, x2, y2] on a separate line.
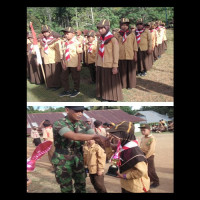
[52, 151, 86, 193]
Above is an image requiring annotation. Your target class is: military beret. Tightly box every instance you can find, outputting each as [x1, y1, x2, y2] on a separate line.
[65, 106, 85, 111]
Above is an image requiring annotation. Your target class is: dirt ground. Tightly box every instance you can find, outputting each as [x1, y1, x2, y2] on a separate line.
[27, 133, 173, 193]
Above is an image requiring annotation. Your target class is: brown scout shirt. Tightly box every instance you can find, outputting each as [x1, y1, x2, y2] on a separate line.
[85, 40, 97, 64]
[120, 161, 150, 193]
[137, 29, 152, 51]
[42, 127, 54, 142]
[140, 134, 156, 159]
[83, 143, 106, 174]
[95, 37, 119, 68]
[40, 39, 62, 64]
[115, 32, 138, 60]
[60, 37, 83, 67]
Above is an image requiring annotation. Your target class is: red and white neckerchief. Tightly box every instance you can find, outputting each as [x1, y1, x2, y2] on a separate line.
[65, 37, 76, 61]
[45, 126, 52, 138]
[88, 42, 93, 53]
[113, 139, 139, 166]
[98, 31, 113, 58]
[135, 29, 145, 44]
[42, 36, 54, 54]
[83, 38, 87, 45]
[119, 30, 129, 43]
[29, 44, 34, 54]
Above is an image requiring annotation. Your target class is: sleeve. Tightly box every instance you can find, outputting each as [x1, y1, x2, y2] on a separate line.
[145, 137, 156, 158]
[55, 40, 62, 60]
[125, 162, 147, 180]
[147, 31, 152, 51]
[95, 41, 99, 66]
[112, 37, 119, 68]
[132, 33, 138, 52]
[58, 126, 72, 136]
[76, 41, 83, 54]
[86, 128, 95, 134]
[97, 146, 106, 172]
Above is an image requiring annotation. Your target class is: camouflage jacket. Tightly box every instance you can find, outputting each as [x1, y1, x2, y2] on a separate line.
[53, 116, 95, 154]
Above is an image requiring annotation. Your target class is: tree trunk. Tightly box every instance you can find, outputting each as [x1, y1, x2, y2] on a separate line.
[91, 7, 94, 25]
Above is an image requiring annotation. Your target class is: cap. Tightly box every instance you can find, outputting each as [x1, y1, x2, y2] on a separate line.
[107, 121, 134, 134]
[136, 18, 143, 25]
[97, 19, 110, 28]
[41, 25, 51, 33]
[65, 106, 85, 111]
[120, 18, 130, 24]
[62, 27, 75, 33]
[138, 124, 151, 130]
[87, 31, 95, 37]
[82, 29, 89, 36]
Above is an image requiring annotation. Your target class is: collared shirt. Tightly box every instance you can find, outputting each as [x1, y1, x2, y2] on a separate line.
[94, 126, 107, 137]
[61, 37, 83, 67]
[42, 126, 54, 142]
[85, 40, 97, 64]
[140, 134, 156, 158]
[95, 37, 119, 68]
[136, 29, 152, 51]
[83, 143, 106, 174]
[115, 32, 138, 60]
[31, 129, 40, 139]
[40, 38, 62, 64]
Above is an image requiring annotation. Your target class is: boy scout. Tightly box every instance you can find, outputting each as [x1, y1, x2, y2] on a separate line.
[115, 18, 138, 89]
[150, 22, 159, 61]
[40, 25, 62, 90]
[96, 19, 123, 102]
[59, 27, 83, 98]
[85, 31, 97, 84]
[135, 19, 152, 77]
[139, 124, 160, 188]
[155, 21, 164, 58]
[83, 140, 107, 193]
[51, 106, 107, 193]
[161, 22, 167, 52]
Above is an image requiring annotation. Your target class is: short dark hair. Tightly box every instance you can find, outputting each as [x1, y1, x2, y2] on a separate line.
[43, 120, 51, 127]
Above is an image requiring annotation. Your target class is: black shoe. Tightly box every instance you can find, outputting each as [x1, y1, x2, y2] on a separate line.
[52, 87, 60, 91]
[59, 90, 71, 97]
[70, 90, 80, 97]
[150, 183, 159, 188]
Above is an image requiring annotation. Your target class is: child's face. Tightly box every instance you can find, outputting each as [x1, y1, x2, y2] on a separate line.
[121, 23, 129, 31]
[65, 32, 74, 40]
[87, 140, 95, 145]
[87, 36, 95, 43]
[141, 128, 150, 136]
[43, 31, 51, 38]
[137, 23, 144, 30]
[98, 27, 106, 35]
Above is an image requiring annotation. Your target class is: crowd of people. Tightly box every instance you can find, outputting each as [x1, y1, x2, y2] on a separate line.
[27, 18, 168, 101]
[151, 119, 174, 133]
[27, 106, 163, 193]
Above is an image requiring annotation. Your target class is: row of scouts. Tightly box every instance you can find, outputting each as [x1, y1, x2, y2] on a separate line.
[27, 18, 167, 102]
[28, 106, 160, 193]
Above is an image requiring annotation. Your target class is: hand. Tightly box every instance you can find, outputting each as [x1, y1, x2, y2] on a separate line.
[147, 49, 152, 55]
[116, 171, 123, 179]
[97, 170, 104, 176]
[112, 67, 118, 75]
[133, 55, 137, 62]
[77, 66, 81, 71]
[61, 60, 67, 70]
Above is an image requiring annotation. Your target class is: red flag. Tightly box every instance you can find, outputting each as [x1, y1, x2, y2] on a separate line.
[29, 22, 38, 45]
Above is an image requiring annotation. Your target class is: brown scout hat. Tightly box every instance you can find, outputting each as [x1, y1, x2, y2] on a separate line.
[62, 27, 75, 33]
[41, 25, 51, 33]
[87, 31, 95, 37]
[82, 29, 89, 36]
[138, 124, 151, 130]
[120, 18, 130, 24]
[136, 18, 143, 25]
[97, 19, 110, 28]
[107, 121, 135, 135]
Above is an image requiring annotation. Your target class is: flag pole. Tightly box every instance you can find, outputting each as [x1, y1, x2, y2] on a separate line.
[29, 22, 47, 88]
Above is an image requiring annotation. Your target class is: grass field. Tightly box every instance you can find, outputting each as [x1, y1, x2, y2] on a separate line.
[27, 29, 174, 102]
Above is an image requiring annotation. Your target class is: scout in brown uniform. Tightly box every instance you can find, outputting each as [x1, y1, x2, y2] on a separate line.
[155, 21, 163, 58]
[135, 19, 152, 77]
[105, 121, 150, 193]
[139, 124, 159, 188]
[115, 18, 138, 89]
[40, 25, 62, 90]
[83, 140, 107, 193]
[150, 22, 159, 61]
[130, 25, 136, 33]
[27, 33, 44, 85]
[82, 30, 89, 66]
[59, 27, 83, 97]
[85, 31, 97, 84]
[161, 22, 167, 52]
[96, 19, 123, 102]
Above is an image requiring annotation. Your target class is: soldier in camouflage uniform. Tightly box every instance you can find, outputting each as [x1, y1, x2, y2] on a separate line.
[51, 106, 107, 193]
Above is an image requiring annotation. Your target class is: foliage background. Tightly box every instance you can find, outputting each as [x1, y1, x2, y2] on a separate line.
[27, 7, 174, 34]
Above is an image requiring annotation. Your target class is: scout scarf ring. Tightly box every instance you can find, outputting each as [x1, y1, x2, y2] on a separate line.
[98, 31, 113, 58]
